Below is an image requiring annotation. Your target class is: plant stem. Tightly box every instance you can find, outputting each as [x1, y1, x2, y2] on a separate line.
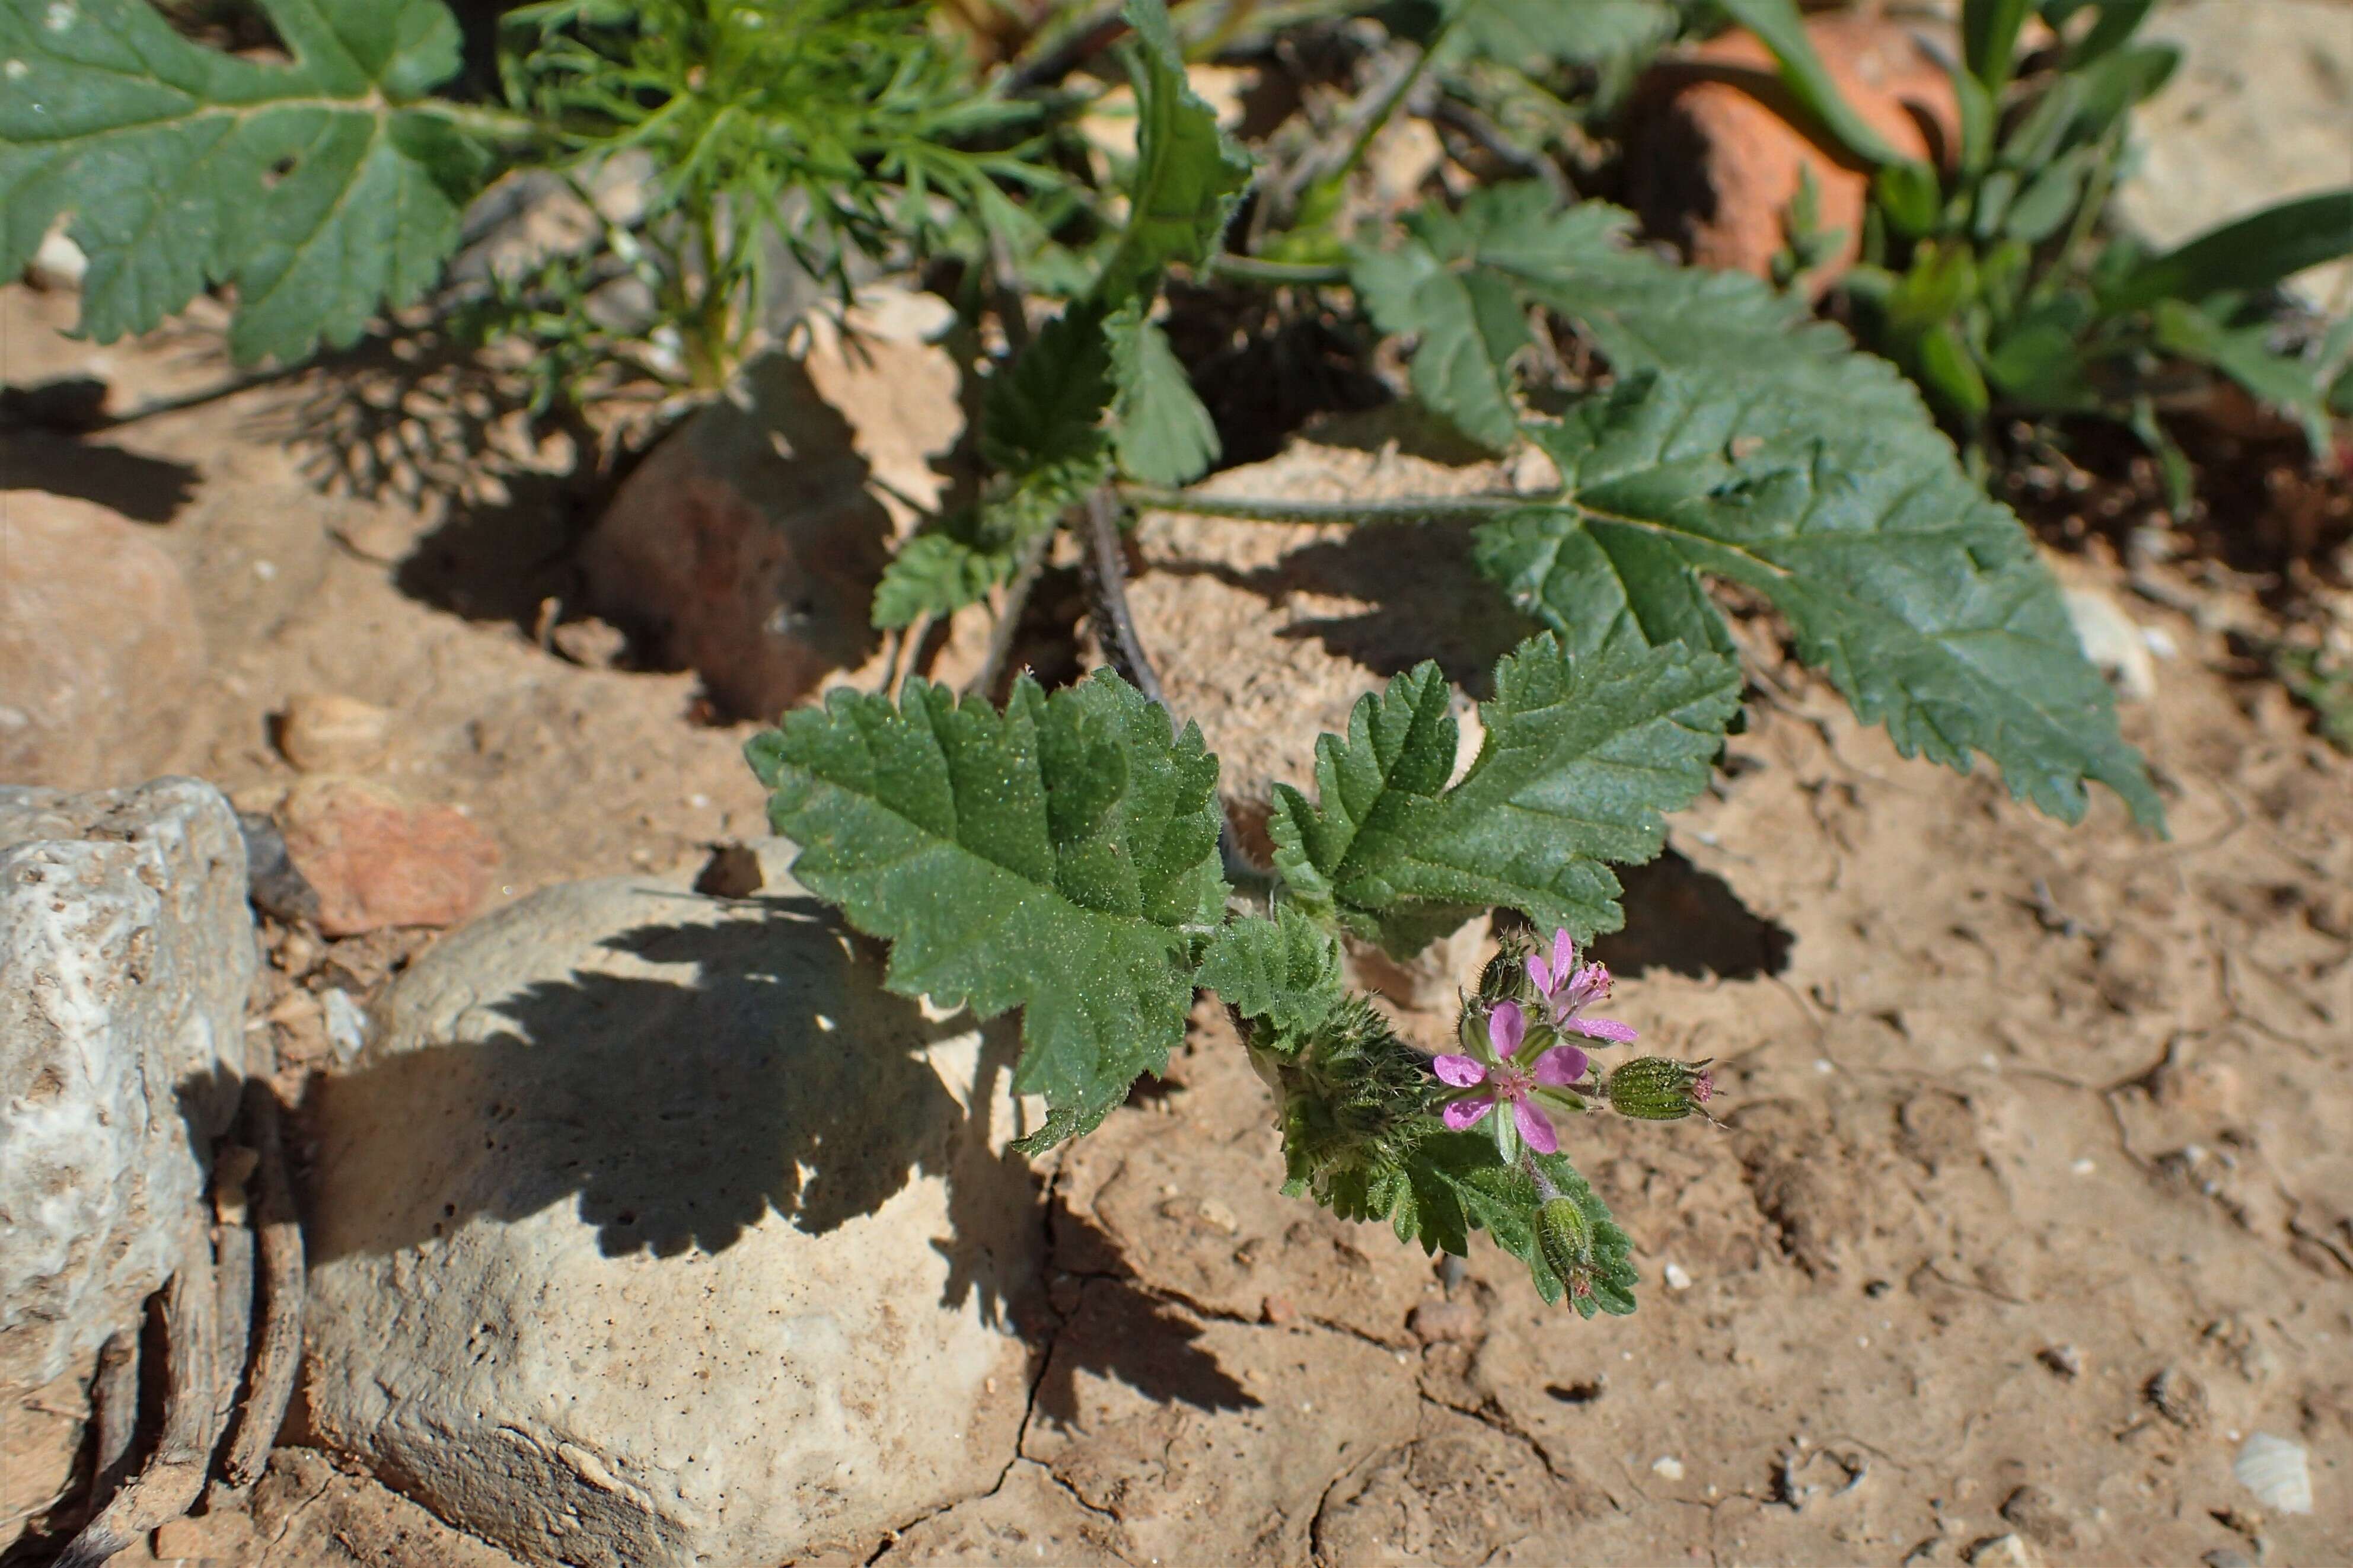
[1203, 254, 1351, 287]
[1079, 487, 1270, 892]
[965, 529, 1055, 700]
[1116, 483, 1527, 524]
[1327, 31, 1449, 190]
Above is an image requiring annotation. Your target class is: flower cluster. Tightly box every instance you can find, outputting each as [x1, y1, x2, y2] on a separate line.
[1434, 928, 1714, 1160]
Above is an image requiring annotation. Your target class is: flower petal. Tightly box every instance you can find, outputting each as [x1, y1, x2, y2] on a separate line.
[1513, 1096, 1559, 1155]
[1443, 1094, 1496, 1131]
[1564, 961, 1611, 1010]
[1551, 928, 1577, 985]
[1567, 1016, 1639, 1045]
[1488, 1000, 1526, 1056]
[1533, 1044, 1589, 1086]
[1526, 952, 1554, 996]
[1433, 1053, 1488, 1088]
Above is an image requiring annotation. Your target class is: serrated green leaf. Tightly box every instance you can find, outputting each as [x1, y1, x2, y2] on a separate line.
[871, 531, 1020, 630]
[1270, 634, 1740, 954]
[748, 669, 1227, 1141]
[982, 301, 1115, 474]
[0, 0, 484, 365]
[1094, 0, 1254, 304]
[1473, 371, 2167, 831]
[1200, 907, 1343, 1039]
[1349, 223, 1529, 450]
[1105, 297, 1220, 485]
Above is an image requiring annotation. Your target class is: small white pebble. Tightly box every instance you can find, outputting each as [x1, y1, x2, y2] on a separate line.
[1663, 1262, 1694, 1291]
[1857, 1336, 1870, 1348]
[1651, 1456, 1685, 1480]
[1813, 1058, 1835, 1074]
[253, 558, 278, 580]
[688, 793, 710, 808]
[1981, 1052, 2000, 1070]
[2142, 625, 2178, 659]
[2071, 1157, 2096, 1175]
[1621, 1351, 1634, 1361]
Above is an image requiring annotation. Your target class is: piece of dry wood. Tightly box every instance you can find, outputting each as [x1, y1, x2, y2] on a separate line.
[88, 1328, 141, 1505]
[56, 1213, 224, 1567]
[222, 1080, 306, 1490]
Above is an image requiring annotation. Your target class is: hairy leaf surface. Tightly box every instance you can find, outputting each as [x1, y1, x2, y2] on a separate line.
[748, 670, 1227, 1141]
[1269, 635, 1741, 954]
[1473, 372, 2166, 829]
[1200, 906, 1343, 1039]
[0, 0, 483, 363]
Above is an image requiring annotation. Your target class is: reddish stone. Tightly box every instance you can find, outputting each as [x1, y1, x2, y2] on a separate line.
[1626, 13, 1962, 294]
[278, 777, 501, 937]
[578, 353, 898, 722]
[0, 490, 204, 788]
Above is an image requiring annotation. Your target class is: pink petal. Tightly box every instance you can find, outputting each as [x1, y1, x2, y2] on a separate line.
[1564, 962, 1611, 1010]
[1488, 1000, 1526, 1056]
[1526, 952, 1554, 995]
[1567, 1016, 1639, 1045]
[1443, 1094, 1496, 1131]
[1551, 928, 1577, 984]
[1513, 1096, 1558, 1155]
[1533, 1045, 1589, 1086]
[1433, 1053, 1488, 1088]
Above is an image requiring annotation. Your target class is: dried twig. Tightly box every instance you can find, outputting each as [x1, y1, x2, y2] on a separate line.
[222, 1081, 305, 1491]
[87, 1330, 141, 1506]
[58, 1215, 224, 1567]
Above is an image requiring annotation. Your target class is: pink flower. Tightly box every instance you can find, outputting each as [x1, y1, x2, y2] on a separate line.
[1526, 928, 1637, 1045]
[1434, 1000, 1589, 1155]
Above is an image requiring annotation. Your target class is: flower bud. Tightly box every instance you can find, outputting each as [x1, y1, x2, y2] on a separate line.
[1602, 1057, 1714, 1120]
[1535, 1196, 1593, 1285]
[1476, 933, 1531, 1005]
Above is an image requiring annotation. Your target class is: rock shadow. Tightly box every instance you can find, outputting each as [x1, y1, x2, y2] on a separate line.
[0, 427, 199, 523]
[1149, 516, 1527, 694]
[301, 899, 1041, 1324]
[1591, 850, 1792, 981]
[1030, 1196, 1260, 1424]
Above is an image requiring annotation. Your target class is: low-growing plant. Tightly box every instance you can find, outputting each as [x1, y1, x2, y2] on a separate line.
[1716, 0, 2353, 491]
[30, 0, 2330, 1312]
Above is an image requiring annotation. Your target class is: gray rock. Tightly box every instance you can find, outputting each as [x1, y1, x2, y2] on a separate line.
[2116, 0, 2353, 308]
[302, 875, 1045, 1568]
[0, 777, 254, 1398]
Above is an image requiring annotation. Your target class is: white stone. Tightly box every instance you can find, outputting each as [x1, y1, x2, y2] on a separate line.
[302, 875, 1045, 1568]
[2234, 1432, 2313, 1515]
[2062, 586, 2158, 704]
[0, 778, 254, 1397]
[2116, 0, 2353, 308]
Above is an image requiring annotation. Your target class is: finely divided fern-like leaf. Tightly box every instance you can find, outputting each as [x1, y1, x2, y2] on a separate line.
[0, 0, 485, 364]
[748, 669, 1227, 1144]
[1472, 371, 2167, 830]
[1269, 634, 1742, 956]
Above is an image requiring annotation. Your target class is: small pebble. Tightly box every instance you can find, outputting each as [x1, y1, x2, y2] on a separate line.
[321, 987, 367, 1063]
[2038, 1345, 2083, 1379]
[1652, 1456, 1685, 1480]
[1663, 1262, 1694, 1291]
[2235, 1432, 2313, 1515]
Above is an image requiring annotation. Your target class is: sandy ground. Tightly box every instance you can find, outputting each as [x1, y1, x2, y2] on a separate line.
[4, 271, 2349, 1567]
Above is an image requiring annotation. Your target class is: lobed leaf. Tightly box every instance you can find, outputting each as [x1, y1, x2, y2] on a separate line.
[748, 669, 1227, 1144]
[1199, 906, 1343, 1040]
[1474, 371, 2167, 830]
[1269, 634, 1742, 955]
[0, 0, 485, 364]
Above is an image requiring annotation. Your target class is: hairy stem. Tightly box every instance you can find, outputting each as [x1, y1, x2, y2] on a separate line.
[1204, 254, 1351, 287]
[1117, 483, 1526, 524]
[965, 529, 1056, 701]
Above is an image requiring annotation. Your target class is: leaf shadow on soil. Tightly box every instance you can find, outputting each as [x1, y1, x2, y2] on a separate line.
[1147, 516, 1527, 695]
[1594, 850, 1793, 982]
[299, 898, 1041, 1327]
[0, 427, 199, 524]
